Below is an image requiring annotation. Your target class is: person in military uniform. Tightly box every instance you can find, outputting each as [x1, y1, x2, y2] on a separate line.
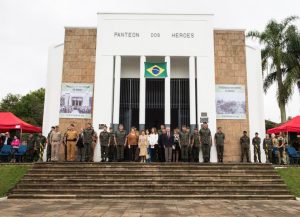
[277, 133, 286, 165]
[82, 123, 95, 162]
[35, 132, 47, 162]
[26, 134, 35, 162]
[191, 128, 201, 162]
[240, 131, 250, 163]
[263, 134, 273, 163]
[214, 127, 225, 163]
[180, 125, 190, 162]
[114, 124, 127, 161]
[50, 126, 62, 162]
[108, 127, 116, 162]
[100, 125, 110, 162]
[65, 124, 78, 161]
[200, 122, 212, 163]
[46, 126, 55, 162]
[252, 132, 262, 163]
[76, 129, 84, 162]
[158, 124, 165, 136]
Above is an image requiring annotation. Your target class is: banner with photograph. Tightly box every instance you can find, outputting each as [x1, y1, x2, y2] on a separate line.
[216, 85, 246, 119]
[59, 83, 93, 119]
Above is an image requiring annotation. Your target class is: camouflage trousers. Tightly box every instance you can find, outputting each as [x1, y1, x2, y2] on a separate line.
[202, 143, 211, 163]
[116, 145, 124, 161]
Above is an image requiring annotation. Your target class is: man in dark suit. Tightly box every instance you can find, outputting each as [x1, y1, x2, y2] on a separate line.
[158, 128, 167, 162]
[164, 127, 174, 162]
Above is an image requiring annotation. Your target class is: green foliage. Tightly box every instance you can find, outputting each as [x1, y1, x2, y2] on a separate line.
[277, 168, 300, 197]
[0, 88, 45, 127]
[265, 120, 278, 131]
[0, 165, 31, 197]
[247, 16, 300, 123]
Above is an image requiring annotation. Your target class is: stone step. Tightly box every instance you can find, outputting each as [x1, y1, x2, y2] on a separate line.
[8, 194, 295, 200]
[11, 188, 291, 195]
[15, 183, 288, 190]
[19, 178, 284, 184]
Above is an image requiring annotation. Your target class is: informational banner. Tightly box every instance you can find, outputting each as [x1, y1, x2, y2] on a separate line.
[216, 85, 246, 119]
[144, 62, 167, 78]
[59, 83, 93, 119]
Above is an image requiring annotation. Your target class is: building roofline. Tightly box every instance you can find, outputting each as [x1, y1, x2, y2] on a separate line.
[64, 26, 96, 29]
[214, 28, 246, 32]
[97, 12, 214, 16]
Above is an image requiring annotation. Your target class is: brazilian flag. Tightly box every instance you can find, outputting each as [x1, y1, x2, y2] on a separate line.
[144, 62, 167, 78]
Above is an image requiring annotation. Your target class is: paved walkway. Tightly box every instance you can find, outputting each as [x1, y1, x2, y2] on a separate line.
[0, 199, 299, 217]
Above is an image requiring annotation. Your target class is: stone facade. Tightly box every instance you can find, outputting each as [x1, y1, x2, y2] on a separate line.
[59, 28, 97, 132]
[214, 30, 249, 162]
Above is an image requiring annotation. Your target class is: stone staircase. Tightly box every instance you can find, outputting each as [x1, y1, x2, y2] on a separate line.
[8, 162, 295, 200]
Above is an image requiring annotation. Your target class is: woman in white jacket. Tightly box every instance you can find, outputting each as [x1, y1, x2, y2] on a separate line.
[148, 127, 158, 162]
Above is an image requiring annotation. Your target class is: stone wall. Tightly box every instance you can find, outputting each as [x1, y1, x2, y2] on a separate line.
[214, 30, 249, 162]
[59, 28, 97, 132]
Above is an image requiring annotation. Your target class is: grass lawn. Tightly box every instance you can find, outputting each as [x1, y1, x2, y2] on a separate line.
[277, 167, 300, 198]
[0, 165, 31, 197]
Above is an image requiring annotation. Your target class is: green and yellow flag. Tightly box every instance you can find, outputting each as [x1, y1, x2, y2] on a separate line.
[144, 62, 167, 78]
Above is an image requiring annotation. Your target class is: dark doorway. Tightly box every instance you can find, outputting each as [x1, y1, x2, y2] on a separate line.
[171, 79, 190, 130]
[119, 78, 140, 133]
[145, 79, 165, 129]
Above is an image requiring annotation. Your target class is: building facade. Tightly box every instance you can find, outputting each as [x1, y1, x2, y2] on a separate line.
[43, 13, 265, 162]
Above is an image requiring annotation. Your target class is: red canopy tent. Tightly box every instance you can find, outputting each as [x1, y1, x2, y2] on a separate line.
[267, 116, 300, 134]
[0, 112, 41, 133]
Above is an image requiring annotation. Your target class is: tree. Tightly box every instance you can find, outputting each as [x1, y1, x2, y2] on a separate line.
[247, 16, 299, 123]
[0, 88, 45, 126]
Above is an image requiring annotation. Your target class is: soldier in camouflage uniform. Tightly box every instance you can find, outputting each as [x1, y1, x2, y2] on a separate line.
[82, 123, 95, 162]
[35, 133, 47, 162]
[26, 134, 35, 162]
[46, 126, 55, 162]
[214, 127, 225, 163]
[180, 125, 190, 162]
[252, 132, 262, 163]
[114, 124, 127, 162]
[240, 131, 250, 163]
[100, 125, 110, 162]
[191, 128, 201, 162]
[263, 134, 273, 163]
[199, 122, 212, 163]
[108, 127, 116, 162]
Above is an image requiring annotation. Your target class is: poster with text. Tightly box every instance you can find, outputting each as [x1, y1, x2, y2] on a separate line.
[59, 83, 93, 119]
[216, 85, 246, 119]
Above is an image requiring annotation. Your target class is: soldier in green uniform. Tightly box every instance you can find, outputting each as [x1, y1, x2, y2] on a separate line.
[252, 132, 262, 163]
[114, 124, 127, 162]
[82, 123, 95, 162]
[26, 134, 35, 162]
[191, 128, 201, 162]
[158, 124, 165, 136]
[199, 122, 212, 163]
[35, 133, 47, 162]
[100, 125, 110, 162]
[214, 127, 225, 163]
[46, 126, 55, 162]
[108, 127, 116, 162]
[180, 125, 190, 162]
[263, 134, 273, 163]
[240, 131, 250, 163]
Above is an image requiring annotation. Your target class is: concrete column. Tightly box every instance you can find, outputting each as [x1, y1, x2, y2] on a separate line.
[112, 56, 121, 130]
[189, 56, 196, 131]
[165, 56, 171, 127]
[139, 56, 146, 130]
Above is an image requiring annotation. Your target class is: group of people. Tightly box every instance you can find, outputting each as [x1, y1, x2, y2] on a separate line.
[0, 123, 292, 164]
[44, 122, 225, 163]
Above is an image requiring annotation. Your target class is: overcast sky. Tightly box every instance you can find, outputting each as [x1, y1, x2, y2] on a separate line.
[0, 0, 299, 122]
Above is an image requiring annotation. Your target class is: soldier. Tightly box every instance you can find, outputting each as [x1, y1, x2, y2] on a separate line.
[26, 134, 35, 162]
[46, 126, 55, 162]
[100, 125, 110, 162]
[65, 124, 78, 161]
[180, 125, 190, 162]
[114, 124, 127, 161]
[191, 128, 201, 162]
[252, 132, 262, 163]
[158, 124, 165, 136]
[240, 131, 250, 163]
[263, 134, 273, 163]
[214, 127, 225, 163]
[35, 132, 47, 162]
[50, 126, 62, 162]
[200, 122, 212, 163]
[82, 123, 95, 162]
[108, 127, 116, 162]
